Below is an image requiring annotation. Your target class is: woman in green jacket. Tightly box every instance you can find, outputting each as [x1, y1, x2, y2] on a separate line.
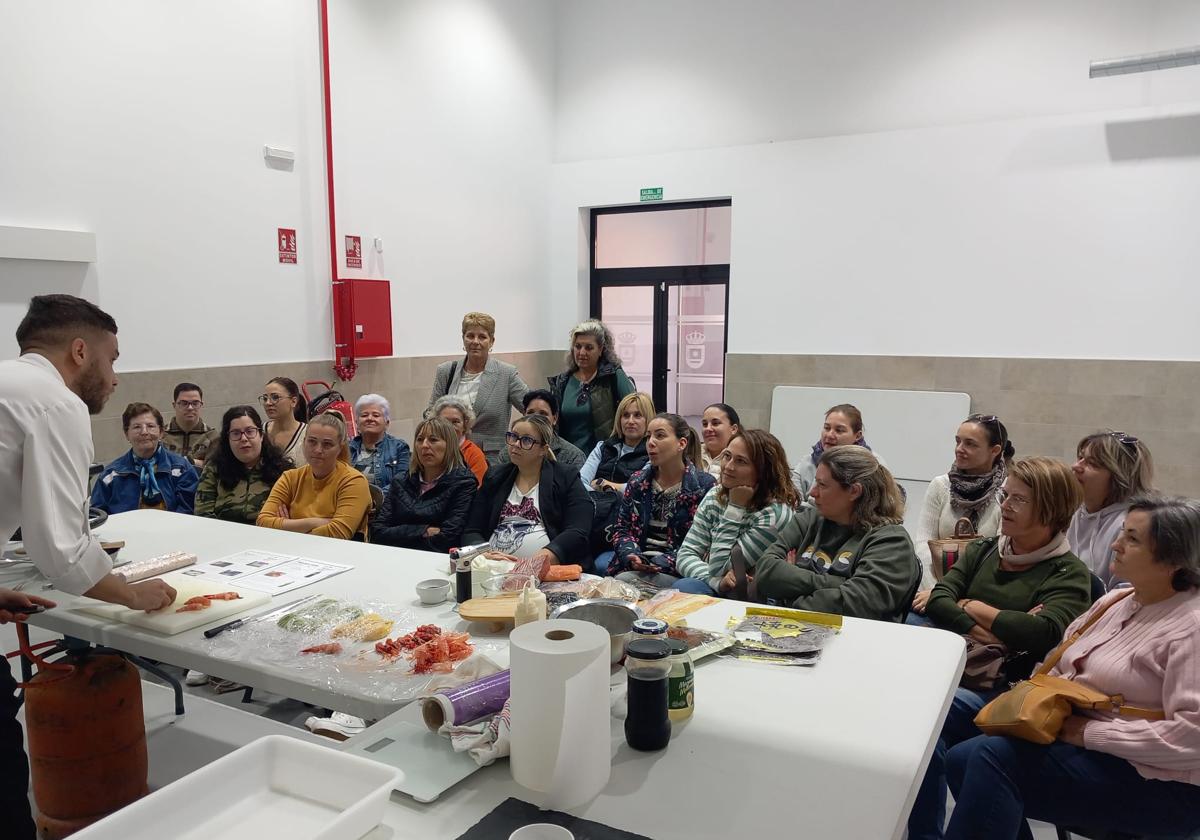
[907, 455, 1092, 840]
[753, 445, 919, 621]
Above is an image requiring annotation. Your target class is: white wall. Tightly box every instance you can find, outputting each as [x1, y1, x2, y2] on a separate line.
[550, 0, 1200, 361]
[0, 0, 556, 371]
[329, 0, 556, 357]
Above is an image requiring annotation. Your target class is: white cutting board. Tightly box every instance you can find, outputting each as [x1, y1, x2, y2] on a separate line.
[78, 571, 269, 635]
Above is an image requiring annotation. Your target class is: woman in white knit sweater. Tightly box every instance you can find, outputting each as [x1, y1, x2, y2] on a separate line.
[912, 415, 1013, 609]
[674, 429, 799, 595]
[1067, 429, 1155, 587]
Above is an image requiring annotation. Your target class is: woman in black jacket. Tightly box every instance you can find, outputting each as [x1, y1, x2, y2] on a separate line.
[463, 414, 594, 566]
[372, 417, 477, 552]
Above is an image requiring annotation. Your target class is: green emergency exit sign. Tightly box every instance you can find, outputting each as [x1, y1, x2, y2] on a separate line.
[640, 187, 663, 202]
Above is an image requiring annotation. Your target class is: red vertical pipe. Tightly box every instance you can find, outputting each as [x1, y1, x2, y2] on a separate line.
[319, 0, 357, 380]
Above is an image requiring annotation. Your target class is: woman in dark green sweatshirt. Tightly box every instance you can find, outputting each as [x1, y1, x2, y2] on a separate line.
[907, 456, 1092, 840]
[754, 445, 919, 622]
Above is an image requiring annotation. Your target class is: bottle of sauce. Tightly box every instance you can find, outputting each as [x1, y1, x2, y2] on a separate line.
[666, 639, 695, 722]
[623, 638, 672, 751]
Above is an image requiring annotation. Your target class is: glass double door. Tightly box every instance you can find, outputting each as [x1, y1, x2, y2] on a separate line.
[597, 279, 728, 424]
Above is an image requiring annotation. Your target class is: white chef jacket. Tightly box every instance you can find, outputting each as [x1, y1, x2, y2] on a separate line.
[0, 353, 111, 594]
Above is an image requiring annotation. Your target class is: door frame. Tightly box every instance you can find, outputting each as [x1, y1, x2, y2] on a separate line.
[589, 200, 731, 412]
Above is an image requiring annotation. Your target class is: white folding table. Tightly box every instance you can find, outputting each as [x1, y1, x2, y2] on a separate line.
[19, 509, 965, 839]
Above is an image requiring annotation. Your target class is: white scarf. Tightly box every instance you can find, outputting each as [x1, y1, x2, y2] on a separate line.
[998, 531, 1071, 568]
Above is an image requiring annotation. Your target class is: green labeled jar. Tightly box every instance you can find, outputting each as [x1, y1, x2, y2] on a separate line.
[666, 638, 694, 722]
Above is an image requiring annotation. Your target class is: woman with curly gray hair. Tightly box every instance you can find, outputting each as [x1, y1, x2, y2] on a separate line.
[547, 319, 635, 454]
[429, 394, 488, 486]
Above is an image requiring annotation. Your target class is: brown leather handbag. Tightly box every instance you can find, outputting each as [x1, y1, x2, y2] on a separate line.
[974, 590, 1164, 744]
[928, 517, 979, 581]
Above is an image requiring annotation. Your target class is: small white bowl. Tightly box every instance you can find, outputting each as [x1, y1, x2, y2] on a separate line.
[509, 825, 574, 840]
[416, 578, 451, 605]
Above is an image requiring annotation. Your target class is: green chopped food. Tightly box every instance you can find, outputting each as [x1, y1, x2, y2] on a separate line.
[277, 598, 364, 633]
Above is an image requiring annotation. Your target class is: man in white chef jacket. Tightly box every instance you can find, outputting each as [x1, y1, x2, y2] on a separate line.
[0, 294, 177, 839]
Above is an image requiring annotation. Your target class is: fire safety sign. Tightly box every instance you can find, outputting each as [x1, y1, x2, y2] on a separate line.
[278, 228, 297, 264]
[345, 235, 362, 269]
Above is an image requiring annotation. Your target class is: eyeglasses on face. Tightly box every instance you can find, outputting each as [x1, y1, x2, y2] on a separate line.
[996, 488, 1031, 511]
[258, 393, 286, 405]
[128, 423, 159, 434]
[505, 431, 543, 451]
[175, 399, 203, 409]
[228, 428, 261, 441]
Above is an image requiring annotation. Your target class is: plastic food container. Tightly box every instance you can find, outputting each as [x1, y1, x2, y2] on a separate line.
[72, 735, 402, 840]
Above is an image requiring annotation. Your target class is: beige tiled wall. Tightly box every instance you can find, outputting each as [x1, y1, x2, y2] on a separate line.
[725, 354, 1200, 498]
[91, 351, 566, 463]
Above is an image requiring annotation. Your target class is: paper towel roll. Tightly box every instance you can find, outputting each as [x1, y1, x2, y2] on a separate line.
[508, 618, 612, 809]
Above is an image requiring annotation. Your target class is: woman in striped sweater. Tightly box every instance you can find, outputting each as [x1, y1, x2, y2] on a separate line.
[940, 494, 1200, 839]
[674, 429, 799, 596]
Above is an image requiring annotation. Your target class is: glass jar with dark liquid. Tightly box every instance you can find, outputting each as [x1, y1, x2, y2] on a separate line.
[623, 638, 672, 751]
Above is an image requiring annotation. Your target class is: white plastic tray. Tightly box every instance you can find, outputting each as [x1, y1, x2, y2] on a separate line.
[72, 735, 403, 840]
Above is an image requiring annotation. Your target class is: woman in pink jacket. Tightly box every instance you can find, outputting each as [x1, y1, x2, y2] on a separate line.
[942, 494, 1200, 839]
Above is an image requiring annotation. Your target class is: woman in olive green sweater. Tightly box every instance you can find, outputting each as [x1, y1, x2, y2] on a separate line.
[907, 456, 1093, 840]
[754, 446, 919, 622]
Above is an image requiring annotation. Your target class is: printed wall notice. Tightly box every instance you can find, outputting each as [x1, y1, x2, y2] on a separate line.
[278, 228, 297, 264]
[345, 234, 362, 268]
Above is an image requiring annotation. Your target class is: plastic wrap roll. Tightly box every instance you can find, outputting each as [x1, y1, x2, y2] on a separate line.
[508, 618, 611, 809]
[421, 669, 511, 731]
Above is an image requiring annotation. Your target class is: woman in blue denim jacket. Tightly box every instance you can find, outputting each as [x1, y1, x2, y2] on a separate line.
[348, 394, 411, 491]
[91, 402, 198, 514]
[604, 413, 715, 585]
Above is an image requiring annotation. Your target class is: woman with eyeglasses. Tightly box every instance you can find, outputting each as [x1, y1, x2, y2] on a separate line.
[911, 414, 1015, 613]
[1068, 430, 1156, 587]
[790, 403, 889, 499]
[91, 402, 199, 515]
[429, 394, 488, 486]
[939, 495, 1200, 840]
[260, 376, 308, 467]
[906, 456, 1093, 840]
[195, 406, 291, 525]
[607, 414, 716, 586]
[371, 417, 477, 552]
[547, 320, 636, 455]
[462, 414, 593, 567]
[256, 412, 371, 540]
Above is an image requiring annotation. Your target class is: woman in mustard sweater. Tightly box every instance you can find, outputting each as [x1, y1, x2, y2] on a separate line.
[257, 412, 371, 540]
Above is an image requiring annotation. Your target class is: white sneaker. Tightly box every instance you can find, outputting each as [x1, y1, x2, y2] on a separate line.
[184, 670, 209, 686]
[304, 711, 368, 741]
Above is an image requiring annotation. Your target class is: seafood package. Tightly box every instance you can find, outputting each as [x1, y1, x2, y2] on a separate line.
[724, 607, 840, 666]
[202, 598, 502, 702]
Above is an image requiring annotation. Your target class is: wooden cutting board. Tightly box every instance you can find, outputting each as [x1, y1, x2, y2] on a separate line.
[457, 593, 520, 625]
[77, 571, 270, 636]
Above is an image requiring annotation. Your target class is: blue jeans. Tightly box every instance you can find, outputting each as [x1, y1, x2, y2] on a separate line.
[945, 735, 1200, 840]
[592, 550, 615, 577]
[905, 611, 934, 627]
[671, 577, 718, 596]
[907, 685, 1000, 840]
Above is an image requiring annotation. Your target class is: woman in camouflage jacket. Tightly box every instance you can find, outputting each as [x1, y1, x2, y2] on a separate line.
[195, 406, 291, 525]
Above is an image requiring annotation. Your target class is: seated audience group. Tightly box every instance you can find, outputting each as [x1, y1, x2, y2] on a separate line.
[85, 306, 1200, 838]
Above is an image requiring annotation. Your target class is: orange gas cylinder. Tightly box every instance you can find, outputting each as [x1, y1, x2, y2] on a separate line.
[22, 646, 148, 839]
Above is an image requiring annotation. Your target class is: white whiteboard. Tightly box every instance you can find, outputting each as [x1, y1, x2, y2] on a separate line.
[769, 386, 970, 483]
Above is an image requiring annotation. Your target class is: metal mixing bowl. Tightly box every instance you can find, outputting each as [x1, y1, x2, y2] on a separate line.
[550, 599, 642, 663]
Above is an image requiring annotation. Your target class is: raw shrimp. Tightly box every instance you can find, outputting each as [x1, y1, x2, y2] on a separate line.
[200, 592, 242, 601]
[176, 595, 212, 612]
[300, 642, 343, 655]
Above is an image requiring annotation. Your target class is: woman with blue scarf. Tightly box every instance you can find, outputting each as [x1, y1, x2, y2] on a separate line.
[92, 402, 199, 514]
[790, 403, 889, 500]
